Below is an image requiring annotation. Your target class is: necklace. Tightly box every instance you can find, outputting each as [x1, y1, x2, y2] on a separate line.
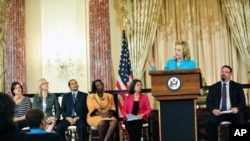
[94, 94, 109, 111]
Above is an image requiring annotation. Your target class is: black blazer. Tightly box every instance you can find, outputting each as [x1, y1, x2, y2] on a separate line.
[61, 91, 88, 120]
[206, 80, 246, 114]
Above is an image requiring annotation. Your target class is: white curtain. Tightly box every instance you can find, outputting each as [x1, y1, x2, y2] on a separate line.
[221, 0, 250, 81]
[115, 0, 162, 79]
[0, 0, 6, 92]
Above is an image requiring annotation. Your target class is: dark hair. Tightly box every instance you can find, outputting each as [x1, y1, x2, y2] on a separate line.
[68, 79, 77, 87]
[26, 108, 45, 128]
[11, 82, 23, 96]
[128, 79, 142, 94]
[221, 65, 232, 73]
[91, 79, 103, 93]
[0, 92, 16, 132]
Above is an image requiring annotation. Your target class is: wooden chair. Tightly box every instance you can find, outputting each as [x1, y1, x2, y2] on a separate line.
[88, 126, 99, 141]
[218, 121, 231, 141]
[65, 125, 78, 141]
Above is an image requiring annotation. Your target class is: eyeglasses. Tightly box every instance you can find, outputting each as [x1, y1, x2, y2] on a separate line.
[41, 82, 49, 85]
[221, 71, 230, 74]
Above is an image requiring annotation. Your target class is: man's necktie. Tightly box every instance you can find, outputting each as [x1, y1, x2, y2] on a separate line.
[221, 83, 227, 111]
[72, 93, 76, 103]
[72, 93, 76, 116]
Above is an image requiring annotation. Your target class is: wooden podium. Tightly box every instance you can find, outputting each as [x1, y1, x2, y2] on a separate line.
[149, 69, 202, 141]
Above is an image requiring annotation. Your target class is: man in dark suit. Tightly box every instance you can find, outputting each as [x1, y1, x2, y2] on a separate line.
[205, 65, 246, 141]
[55, 79, 88, 141]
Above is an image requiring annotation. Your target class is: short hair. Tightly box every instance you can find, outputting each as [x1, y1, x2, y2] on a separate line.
[68, 79, 77, 87]
[0, 92, 16, 132]
[91, 79, 103, 93]
[11, 82, 24, 96]
[175, 40, 191, 60]
[221, 65, 232, 73]
[26, 108, 45, 128]
[128, 79, 142, 94]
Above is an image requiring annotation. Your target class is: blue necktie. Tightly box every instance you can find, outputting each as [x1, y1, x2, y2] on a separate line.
[72, 93, 76, 116]
[221, 83, 227, 111]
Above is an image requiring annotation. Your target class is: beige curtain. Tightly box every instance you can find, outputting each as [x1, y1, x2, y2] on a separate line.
[115, 0, 162, 79]
[221, 0, 250, 82]
[147, 0, 248, 86]
[0, 0, 6, 92]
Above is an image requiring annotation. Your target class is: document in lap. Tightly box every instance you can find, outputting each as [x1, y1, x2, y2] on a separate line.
[220, 110, 232, 114]
[127, 114, 141, 121]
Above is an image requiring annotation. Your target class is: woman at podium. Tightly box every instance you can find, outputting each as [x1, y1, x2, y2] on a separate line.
[148, 40, 196, 70]
[121, 79, 152, 141]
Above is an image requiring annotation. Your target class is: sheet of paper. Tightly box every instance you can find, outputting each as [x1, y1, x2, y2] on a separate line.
[220, 110, 232, 114]
[127, 114, 142, 121]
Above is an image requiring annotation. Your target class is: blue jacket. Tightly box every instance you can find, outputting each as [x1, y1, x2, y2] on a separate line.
[151, 58, 196, 70]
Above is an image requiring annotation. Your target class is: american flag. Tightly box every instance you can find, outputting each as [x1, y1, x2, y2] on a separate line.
[115, 30, 134, 118]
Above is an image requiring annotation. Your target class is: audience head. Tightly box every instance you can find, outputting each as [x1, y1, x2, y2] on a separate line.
[11, 82, 24, 96]
[220, 65, 232, 82]
[0, 92, 16, 132]
[128, 79, 142, 94]
[91, 79, 104, 93]
[68, 79, 79, 92]
[175, 41, 191, 60]
[37, 78, 49, 96]
[26, 108, 46, 129]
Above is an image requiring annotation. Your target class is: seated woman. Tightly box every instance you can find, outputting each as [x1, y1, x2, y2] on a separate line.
[87, 79, 117, 141]
[25, 108, 64, 141]
[121, 79, 152, 141]
[33, 78, 61, 130]
[12, 82, 32, 131]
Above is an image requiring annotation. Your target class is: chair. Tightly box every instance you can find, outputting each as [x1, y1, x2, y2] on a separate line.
[121, 123, 149, 141]
[218, 121, 231, 141]
[21, 126, 30, 134]
[88, 126, 99, 141]
[88, 126, 117, 141]
[65, 125, 78, 141]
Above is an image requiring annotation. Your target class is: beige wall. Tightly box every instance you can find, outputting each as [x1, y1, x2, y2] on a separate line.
[26, 0, 42, 93]
[25, 0, 155, 108]
[26, 0, 90, 93]
[25, 0, 122, 92]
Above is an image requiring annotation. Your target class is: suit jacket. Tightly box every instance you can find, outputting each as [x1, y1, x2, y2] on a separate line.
[121, 93, 152, 122]
[206, 80, 246, 114]
[61, 91, 88, 120]
[33, 93, 61, 119]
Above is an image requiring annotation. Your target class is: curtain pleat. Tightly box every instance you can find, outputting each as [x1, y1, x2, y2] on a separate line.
[0, 0, 6, 92]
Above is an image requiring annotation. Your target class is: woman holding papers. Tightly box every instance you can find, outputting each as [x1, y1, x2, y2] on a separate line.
[87, 79, 117, 141]
[121, 79, 152, 141]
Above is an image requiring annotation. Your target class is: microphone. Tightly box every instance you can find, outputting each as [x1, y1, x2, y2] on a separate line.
[175, 57, 178, 69]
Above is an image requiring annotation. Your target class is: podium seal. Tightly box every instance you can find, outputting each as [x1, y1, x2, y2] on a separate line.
[166, 76, 182, 91]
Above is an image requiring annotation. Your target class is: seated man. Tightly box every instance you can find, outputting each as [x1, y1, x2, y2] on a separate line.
[25, 108, 64, 141]
[55, 79, 88, 141]
[205, 65, 246, 141]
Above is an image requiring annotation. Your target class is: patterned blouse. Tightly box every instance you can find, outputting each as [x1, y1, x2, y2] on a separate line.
[14, 96, 32, 117]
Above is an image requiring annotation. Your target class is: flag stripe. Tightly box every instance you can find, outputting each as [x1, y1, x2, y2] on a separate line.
[115, 30, 134, 118]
